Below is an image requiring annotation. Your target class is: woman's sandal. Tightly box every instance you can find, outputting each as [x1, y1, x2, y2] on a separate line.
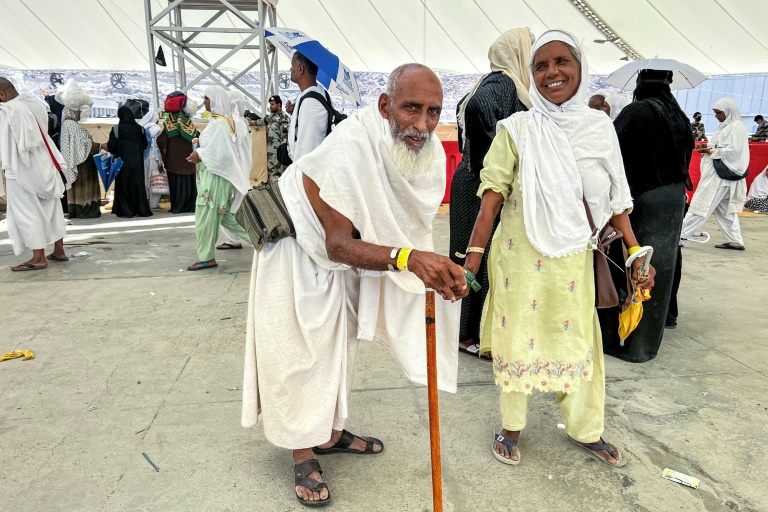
[715, 242, 745, 251]
[187, 261, 218, 271]
[294, 459, 330, 507]
[216, 243, 242, 250]
[312, 429, 384, 455]
[492, 432, 521, 466]
[568, 436, 628, 468]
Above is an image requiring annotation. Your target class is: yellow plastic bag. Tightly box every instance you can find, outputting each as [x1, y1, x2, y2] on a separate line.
[0, 350, 35, 362]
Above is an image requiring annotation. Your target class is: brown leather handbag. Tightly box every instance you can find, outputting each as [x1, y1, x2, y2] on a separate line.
[583, 199, 623, 309]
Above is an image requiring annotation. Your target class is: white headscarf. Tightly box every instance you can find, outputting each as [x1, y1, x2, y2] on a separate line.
[228, 90, 253, 176]
[710, 97, 749, 174]
[497, 30, 632, 258]
[197, 86, 250, 212]
[458, 28, 533, 147]
[138, 111, 162, 137]
[184, 99, 199, 116]
[55, 79, 92, 119]
[606, 94, 629, 121]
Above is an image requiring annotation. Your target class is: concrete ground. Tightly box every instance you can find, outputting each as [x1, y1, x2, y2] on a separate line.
[0, 205, 766, 512]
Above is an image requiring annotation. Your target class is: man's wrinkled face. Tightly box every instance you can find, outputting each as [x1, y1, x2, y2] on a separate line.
[379, 68, 443, 177]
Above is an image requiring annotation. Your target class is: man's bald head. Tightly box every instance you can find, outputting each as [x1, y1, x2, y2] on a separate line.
[0, 77, 19, 103]
[588, 94, 610, 116]
[385, 63, 442, 99]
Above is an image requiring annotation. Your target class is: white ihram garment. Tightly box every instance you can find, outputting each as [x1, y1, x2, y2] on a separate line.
[0, 94, 66, 255]
[242, 104, 461, 449]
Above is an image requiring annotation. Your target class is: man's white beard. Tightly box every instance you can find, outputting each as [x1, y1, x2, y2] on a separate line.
[388, 120, 438, 179]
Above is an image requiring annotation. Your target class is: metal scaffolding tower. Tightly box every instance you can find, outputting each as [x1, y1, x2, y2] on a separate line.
[143, 0, 279, 115]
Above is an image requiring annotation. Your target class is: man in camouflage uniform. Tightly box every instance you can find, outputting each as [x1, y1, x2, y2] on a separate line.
[750, 115, 768, 142]
[249, 95, 290, 177]
[691, 111, 707, 141]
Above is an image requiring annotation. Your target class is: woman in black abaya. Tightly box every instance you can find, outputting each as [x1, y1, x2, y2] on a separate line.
[108, 107, 151, 218]
[600, 69, 694, 362]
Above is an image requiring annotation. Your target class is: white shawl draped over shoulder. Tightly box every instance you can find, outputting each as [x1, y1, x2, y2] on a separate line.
[497, 30, 632, 259]
[291, 103, 461, 390]
[0, 94, 64, 200]
[197, 85, 250, 211]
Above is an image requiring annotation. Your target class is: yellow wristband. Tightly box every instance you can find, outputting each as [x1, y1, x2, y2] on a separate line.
[397, 247, 413, 271]
[466, 247, 485, 254]
[627, 245, 641, 256]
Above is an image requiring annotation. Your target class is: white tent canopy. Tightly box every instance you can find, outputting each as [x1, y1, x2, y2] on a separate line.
[1, 0, 767, 75]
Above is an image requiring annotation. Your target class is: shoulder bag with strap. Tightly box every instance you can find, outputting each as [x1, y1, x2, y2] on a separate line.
[583, 198, 624, 309]
[277, 89, 347, 167]
[235, 176, 295, 251]
[712, 158, 748, 181]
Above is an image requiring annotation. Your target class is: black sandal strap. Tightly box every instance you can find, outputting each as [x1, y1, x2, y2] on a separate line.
[295, 459, 327, 493]
[333, 429, 355, 450]
[494, 434, 519, 457]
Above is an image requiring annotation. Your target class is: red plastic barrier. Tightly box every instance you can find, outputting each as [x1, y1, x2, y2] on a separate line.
[687, 142, 768, 201]
[442, 141, 768, 204]
[442, 141, 461, 203]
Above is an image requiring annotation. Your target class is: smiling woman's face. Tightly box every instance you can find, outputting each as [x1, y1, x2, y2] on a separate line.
[532, 41, 581, 106]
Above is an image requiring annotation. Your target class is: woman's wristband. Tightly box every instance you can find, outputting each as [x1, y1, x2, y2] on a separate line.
[627, 245, 641, 256]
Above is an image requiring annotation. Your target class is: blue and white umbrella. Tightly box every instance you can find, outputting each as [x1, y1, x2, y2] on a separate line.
[265, 27, 361, 106]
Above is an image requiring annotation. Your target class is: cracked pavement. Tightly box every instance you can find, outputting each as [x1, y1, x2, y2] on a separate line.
[1, 208, 766, 511]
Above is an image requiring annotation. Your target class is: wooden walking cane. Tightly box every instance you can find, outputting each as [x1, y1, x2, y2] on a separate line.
[425, 290, 443, 512]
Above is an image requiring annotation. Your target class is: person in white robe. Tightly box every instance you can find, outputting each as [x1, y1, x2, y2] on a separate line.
[0, 77, 67, 271]
[242, 64, 466, 508]
[218, 90, 253, 250]
[138, 111, 164, 210]
[606, 93, 629, 121]
[681, 97, 749, 250]
[744, 165, 768, 213]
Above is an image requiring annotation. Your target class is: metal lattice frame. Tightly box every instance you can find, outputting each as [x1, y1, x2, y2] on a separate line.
[570, 0, 644, 61]
[144, 0, 279, 115]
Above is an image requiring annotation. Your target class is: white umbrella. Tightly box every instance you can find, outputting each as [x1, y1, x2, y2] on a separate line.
[606, 59, 708, 91]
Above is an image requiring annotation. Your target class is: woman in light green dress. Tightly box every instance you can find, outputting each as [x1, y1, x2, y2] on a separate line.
[185, 85, 251, 271]
[465, 30, 654, 468]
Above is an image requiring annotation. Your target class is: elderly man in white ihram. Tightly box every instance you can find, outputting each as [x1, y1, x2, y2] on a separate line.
[0, 77, 67, 271]
[241, 63, 467, 508]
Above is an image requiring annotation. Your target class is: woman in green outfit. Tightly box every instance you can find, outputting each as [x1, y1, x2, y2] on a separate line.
[465, 30, 654, 468]
[186, 85, 251, 271]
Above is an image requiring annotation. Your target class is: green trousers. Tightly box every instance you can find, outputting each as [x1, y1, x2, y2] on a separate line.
[194, 164, 249, 262]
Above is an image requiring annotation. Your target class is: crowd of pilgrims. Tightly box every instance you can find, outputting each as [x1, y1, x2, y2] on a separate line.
[44, 79, 200, 221]
[44, 38, 761, 369]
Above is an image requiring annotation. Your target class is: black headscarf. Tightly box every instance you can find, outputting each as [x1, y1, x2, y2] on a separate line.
[116, 106, 145, 140]
[614, 69, 695, 196]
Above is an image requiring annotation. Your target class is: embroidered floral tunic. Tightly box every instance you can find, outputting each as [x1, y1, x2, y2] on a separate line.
[478, 130, 598, 395]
